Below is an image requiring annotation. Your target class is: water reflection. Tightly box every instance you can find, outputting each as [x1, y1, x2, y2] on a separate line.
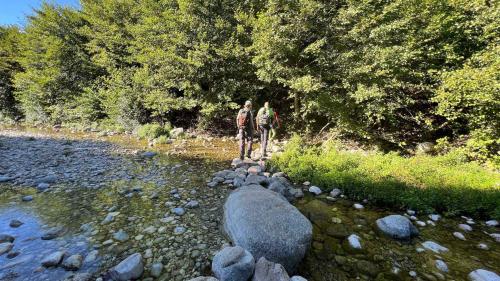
[0, 206, 99, 281]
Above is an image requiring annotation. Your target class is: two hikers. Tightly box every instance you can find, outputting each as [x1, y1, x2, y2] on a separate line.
[236, 101, 279, 160]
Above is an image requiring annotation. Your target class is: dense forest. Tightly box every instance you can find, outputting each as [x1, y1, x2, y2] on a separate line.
[0, 0, 498, 164]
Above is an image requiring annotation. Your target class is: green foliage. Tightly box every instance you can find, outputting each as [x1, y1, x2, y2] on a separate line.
[0, 0, 498, 164]
[0, 26, 23, 119]
[136, 123, 170, 140]
[13, 3, 101, 124]
[154, 135, 171, 144]
[273, 136, 500, 219]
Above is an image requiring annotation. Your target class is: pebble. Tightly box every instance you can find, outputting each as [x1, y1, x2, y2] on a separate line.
[330, 188, 342, 198]
[477, 243, 489, 250]
[174, 226, 186, 235]
[416, 221, 426, 227]
[453, 232, 466, 240]
[41, 251, 65, 267]
[62, 254, 83, 271]
[485, 220, 499, 227]
[150, 262, 163, 278]
[22, 195, 33, 202]
[407, 210, 416, 216]
[347, 234, 362, 250]
[9, 219, 23, 228]
[435, 260, 449, 273]
[458, 223, 472, 232]
[308, 186, 322, 195]
[172, 207, 186, 216]
[185, 200, 200, 209]
[429, 214, 441, 222]
[0, 242, 14, 255]
[468, 269, 500, 281]
[113, 230, 129, 242]
[0, 234, 15, 243]
[353, 203, 364, 210]
[421, 241, 449, 253]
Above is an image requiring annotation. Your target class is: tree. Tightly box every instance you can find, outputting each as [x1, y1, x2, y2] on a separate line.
[0, 25, 23, 119]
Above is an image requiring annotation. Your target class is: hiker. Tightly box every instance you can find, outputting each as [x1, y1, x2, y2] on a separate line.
[256, 102, 275, 158]
[236, 100, 255, 160]
[269, 108, 281, 141]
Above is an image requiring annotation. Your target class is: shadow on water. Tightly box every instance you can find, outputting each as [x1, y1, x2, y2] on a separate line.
[0, 128, 237, 280]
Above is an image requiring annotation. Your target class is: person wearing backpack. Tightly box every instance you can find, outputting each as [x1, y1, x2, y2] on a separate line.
[236, 100, 255, 160]
[256, 102, 274, 158]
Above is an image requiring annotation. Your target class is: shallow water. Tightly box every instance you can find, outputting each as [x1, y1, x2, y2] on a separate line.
[295, 195, 500, 281]
[1, 127, 499, 281]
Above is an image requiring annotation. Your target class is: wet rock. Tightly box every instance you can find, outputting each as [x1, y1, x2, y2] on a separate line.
[421, 241, 449, 253]
[113, 230, 129, 242]
[84, 250, 99, 263]
[308, 186, 322, 195]
[62, 254, 83, 271]
[110, 253, 144, 281]
[490, 233, 500, 242]
[223, 186, 312, 273]
[0, 242, 14, 255]
[468, 269, 500, 281]
[42, 251, 65, 267]
[0, 234, 15, 243]
[376, 215, 419, 240]
[22, 195, 33, 202]
[459, 224, 473, 232]
[485, 220, 499, 227]
[212, 246, 255, 281]
[252, 257, 289, 281]
[70, 273, 93, 281]
[6, 251, 19, 259]
[453, 232, 466, 240]
[9, 219, 23, 228]
[329, 189, 341, 198]
[435, 260, 449, 273]
[41, 226, 65, 240]
[150, 262, 163, 278]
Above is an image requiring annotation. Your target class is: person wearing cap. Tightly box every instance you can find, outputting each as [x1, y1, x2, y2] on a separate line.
[236, 100, 255, 160]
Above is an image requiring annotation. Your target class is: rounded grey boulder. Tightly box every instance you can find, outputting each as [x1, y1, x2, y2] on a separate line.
[212, 246, 255, 281]
[376, 215, 419, 240]
[223, 186, 312, 273]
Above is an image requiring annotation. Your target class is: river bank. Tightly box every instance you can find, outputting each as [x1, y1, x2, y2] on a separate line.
[0, 127, 499, 281]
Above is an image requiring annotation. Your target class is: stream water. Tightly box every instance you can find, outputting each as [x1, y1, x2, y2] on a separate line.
[0, 127, 498, 281]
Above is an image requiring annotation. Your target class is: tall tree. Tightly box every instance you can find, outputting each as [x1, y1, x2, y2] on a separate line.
[0, 26, 23, 119]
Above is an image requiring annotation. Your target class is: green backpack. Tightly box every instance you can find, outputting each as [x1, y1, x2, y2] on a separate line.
[258, 109, 270, 126]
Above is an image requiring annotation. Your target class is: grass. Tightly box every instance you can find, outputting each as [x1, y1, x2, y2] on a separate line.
[272, 136, 500, 219]
[136, 123, 171, 140]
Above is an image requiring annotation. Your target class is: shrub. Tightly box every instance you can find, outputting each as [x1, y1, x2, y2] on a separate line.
[272, 136, 500, 219]
[154, 135, 170, 144]
[136, 123, 170, 140]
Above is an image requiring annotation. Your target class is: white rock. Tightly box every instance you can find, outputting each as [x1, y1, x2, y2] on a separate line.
[490, 233, 500, 242]
[329, 188, 342, 198]
[468, 269, 500, 281]
[290, 276, 308, 281]
[427, 220, 436, 226]
[486, 220, 499, 227]
[435, 260, 449, 273]
[407, 210, 416, 216]
[421, 241, 449, 253]
[347, 234, 362, 250]
[459, 224, 473, 232]
[477, 243, 489, 250]
[353, 203, 364, 210]
[416, 221, 426, 227]
[409, 271, 417, 277]
[409, 215, 417, 221]
[429, 214, 441, 221]
[308, 186, 322, 195]
[303, 181, 310, 186]
[453, 232, 466, 240]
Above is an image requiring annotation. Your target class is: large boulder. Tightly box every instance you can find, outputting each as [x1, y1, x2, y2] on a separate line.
[252, 257, 290, 281]
[109, 253, 144, 281]
[223, 186, 312, 273]
[376, 215, 419, 240]
[212, 246, 255, 281]
[468, 269, 500, 281]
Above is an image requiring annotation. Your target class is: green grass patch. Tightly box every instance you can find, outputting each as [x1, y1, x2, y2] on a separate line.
[136, 123, 171, 140]
[272, 136, 500, 219]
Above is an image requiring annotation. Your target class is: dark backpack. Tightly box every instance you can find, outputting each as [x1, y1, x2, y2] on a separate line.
[237, 110, 250, 129]
[258, 109, 270, 126]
